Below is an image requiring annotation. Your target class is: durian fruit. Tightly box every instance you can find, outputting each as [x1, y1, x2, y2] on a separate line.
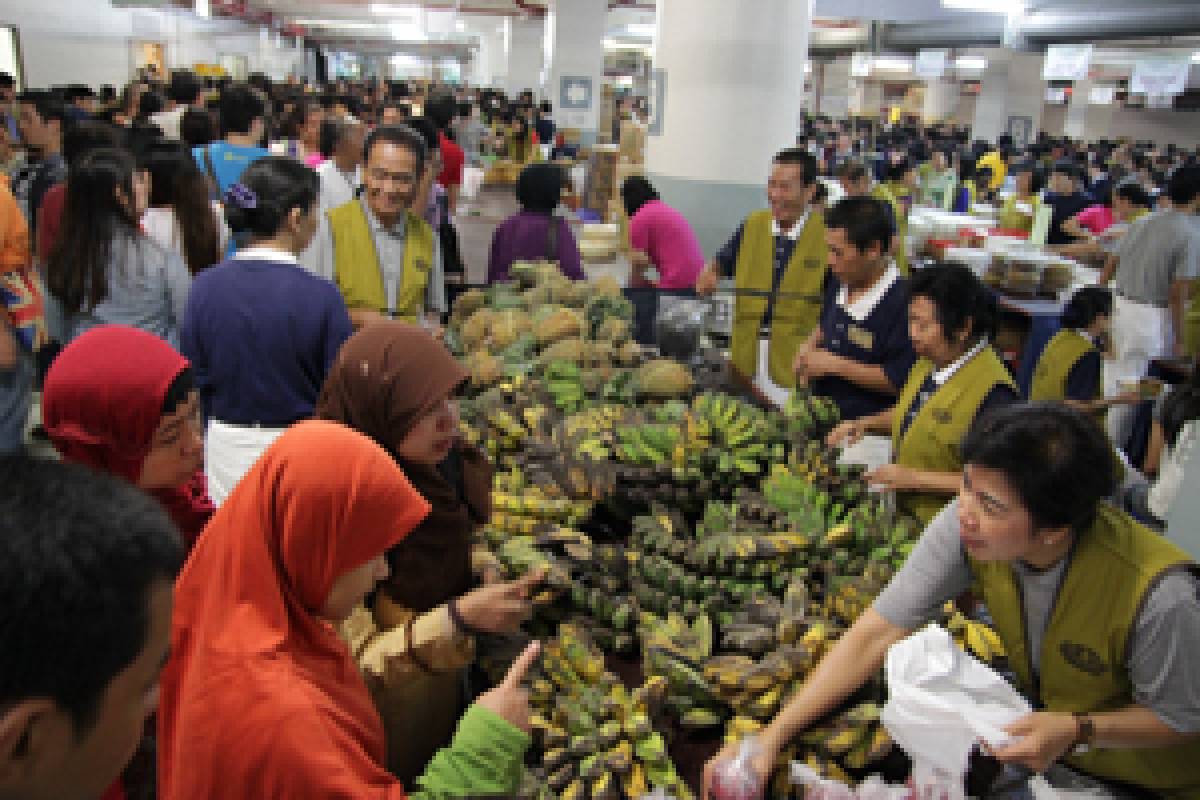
[597, 317, 632, 344]
[634, 359, 694, 398]
[489, 309, 532, 350]
[591, 274, 623, 298]
[460, 308, 495, 349]
[466, 351, 503, 389]
[540, 337, 589, 365]
[451, 288, 487, 323]
[535, 307, 585, 346]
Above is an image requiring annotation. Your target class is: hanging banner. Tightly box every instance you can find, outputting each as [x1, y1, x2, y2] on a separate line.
[914, 50, 948, 80]
[1130, 56, 1191, 97]
[1042, 44, 1092, 81]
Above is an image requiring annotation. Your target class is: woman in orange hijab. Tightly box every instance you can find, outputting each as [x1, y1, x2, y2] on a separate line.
[317, 322, 543, 781]
[157, 420, 536, 799]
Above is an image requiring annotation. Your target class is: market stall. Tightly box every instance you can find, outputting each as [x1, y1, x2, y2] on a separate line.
[444, 262, 1011, 799]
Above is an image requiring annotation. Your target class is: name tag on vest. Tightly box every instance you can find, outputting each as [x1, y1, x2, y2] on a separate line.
[804, 257, 822, 270]
[1059, 641, 1109, 676]
[415, 258, 429, 273]
[930, 408, 953, 425]
[847, 325, 874, 350]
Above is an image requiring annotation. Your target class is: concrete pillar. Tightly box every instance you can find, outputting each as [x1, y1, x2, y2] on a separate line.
[506, 17, 545, 97]
[922, 78, 958, 123]
[645, 0, 813, 257]
[819, 57, 852, 120]
[548, 0, 608, 143]
[971, 49, 1044, 147]
[1063, 79, 1114, 143]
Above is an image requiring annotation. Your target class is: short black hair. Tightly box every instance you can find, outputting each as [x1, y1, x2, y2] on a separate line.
[364, 123, 428, 177]
[1061, 286, 1112, 329]
[167, 70, 203, 106]
[620, 175, 659, 218]
[425, 92, 458, 131]
[516, 162, 564, 213]
[0, 72, 14, 89]
[909, 261, 997, 344]
[404, 116, 440, 156]
[61, 121, 122, 169]
[18, 90, 72, 129]
[223, 155, 319, 238]
[161, 367, 195, 416]
[772, 148, 818, 186]
[137, 89, 165, 119]
[180, 108, 216, 149]
[0, 457, 183, 732]
[319, 116, 358, 159]
[835, 159, 870, 184]
[1167, 164, 1200, 208]
[1011, 161, 1046, 195]
[825, 195, 896, 255]
[1051, 159, 1081, 182]
[884, 159, 914, 183]
[961, 403, 1117, 534]
[1113, 180, 1151, 210]
[218, 83, 265, 136]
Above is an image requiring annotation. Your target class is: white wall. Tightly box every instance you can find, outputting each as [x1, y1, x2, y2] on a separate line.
[1, 0, 302, 89]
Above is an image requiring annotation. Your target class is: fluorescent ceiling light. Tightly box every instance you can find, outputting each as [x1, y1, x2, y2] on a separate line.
[625, 23, 655, 38]
[1192, 51, 1200, 63]
[371, 3, 420, 17]
[295, 19, 380, 30]
[391, 22, 427, 41]
[455, 20, 466, 32]
[873, 56, 912, 72]
[954, 56, 988, 70]
[942, 0, 1022, 11]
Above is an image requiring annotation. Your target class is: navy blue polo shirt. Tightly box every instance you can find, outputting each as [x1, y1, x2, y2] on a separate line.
[715, 217, 804, 329]
[810, 267, 916, 421]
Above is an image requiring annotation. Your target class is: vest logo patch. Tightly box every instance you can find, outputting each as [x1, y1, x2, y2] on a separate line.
[847, 326, 874, 350]
[1059, 641, 1108, 676]
[415, 258, 429, 273]
[930, 408, 953, 424]
[804, 257, 822, 270]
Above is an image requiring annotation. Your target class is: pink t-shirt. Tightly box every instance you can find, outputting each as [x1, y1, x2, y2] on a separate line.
[1073, 205, 1114, 235]
[628, 199, 705, 290]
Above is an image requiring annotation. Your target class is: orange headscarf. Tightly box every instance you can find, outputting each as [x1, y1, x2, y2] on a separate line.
[157, 420, 431, 799]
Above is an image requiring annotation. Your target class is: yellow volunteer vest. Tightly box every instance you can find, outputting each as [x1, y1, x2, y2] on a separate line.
[872, 183, 909, 275]
[971, 505, 1200, 797]
[731, 209, 827, 389]
[996, 194, 1042, 234]
[892, 347, 1016, 523]
[1030, 329, 1099, 405]
[327, 200, 434, 322]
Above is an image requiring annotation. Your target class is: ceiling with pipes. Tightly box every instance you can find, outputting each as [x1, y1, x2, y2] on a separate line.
[247, 0, 1200, 59]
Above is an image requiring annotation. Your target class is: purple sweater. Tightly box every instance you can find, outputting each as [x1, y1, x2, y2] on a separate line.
[486, 211, 585, 283]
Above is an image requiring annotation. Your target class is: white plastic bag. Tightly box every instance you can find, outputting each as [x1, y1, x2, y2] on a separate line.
[790, 764, 911, 800]
[881, 625, 1031, 797]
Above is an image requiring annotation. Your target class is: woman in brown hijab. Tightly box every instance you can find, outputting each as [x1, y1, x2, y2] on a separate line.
[316, 321, 542, 783]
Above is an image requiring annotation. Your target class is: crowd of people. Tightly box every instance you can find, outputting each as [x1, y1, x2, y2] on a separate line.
[0, 66, 1197, 800]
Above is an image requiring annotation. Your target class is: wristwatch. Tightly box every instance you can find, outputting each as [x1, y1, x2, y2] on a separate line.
[1071, 712, 1096, 753]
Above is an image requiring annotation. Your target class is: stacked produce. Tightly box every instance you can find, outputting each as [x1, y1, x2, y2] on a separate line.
[517, 623, 695, 800]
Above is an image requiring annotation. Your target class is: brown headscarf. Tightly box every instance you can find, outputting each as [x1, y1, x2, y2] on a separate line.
[315, 322, 492, 613]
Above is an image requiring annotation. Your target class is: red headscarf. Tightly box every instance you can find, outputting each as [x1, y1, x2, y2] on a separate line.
[157, 420, 431, 800]
[41, 325, 214, 545]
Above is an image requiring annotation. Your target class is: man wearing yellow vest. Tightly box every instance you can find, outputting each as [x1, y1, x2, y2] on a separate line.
[705, 404, 1200, 799]
[302, 125, 444, 328]
[836, 159, 910, 275]
[695, 148, 826, 407]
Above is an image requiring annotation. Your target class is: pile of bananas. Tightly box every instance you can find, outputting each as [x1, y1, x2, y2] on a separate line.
[519, 624, 694, 800]
[782, 387, 842, 442]
[942, 603, 1008, 668]
[636, 611, 724, 727]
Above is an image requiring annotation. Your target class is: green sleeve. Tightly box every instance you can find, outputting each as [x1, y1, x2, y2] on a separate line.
[409, 704, 530, 799]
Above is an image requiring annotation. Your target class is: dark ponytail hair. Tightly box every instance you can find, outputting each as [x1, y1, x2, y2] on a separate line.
[1060, 286, 1112, 330]
[620, 175, 660, 218]
[140, 140, 221, 275]
[222, 155, 319, 239]
[46, 147, 142, 313]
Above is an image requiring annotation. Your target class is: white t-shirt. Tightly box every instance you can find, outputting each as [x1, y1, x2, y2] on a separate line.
[142, 206, 230, 270]
[316, 160, 361, 215]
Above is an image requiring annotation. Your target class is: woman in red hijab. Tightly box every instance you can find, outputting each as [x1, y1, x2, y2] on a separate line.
[42, 325, 214, 547]
[157, 420, 536, 799]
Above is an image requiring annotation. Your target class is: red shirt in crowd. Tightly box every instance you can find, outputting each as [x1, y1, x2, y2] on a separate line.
[438, 131, 464, 189]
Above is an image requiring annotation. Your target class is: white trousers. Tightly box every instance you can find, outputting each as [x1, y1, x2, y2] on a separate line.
[1105, 295, 1171, 442]
[753, 337, 790, 409]
[205, 420, 287, 507]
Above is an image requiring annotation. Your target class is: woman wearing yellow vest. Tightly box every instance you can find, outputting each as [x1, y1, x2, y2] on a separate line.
[827, 263, 1018, 524]
[705, 404, 1200, 798]
[1031, 287, 1141, 418]
[996, 162, 1045, 235]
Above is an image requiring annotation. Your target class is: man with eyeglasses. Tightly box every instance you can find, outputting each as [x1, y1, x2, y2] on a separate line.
[301, 124, 444, 329]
